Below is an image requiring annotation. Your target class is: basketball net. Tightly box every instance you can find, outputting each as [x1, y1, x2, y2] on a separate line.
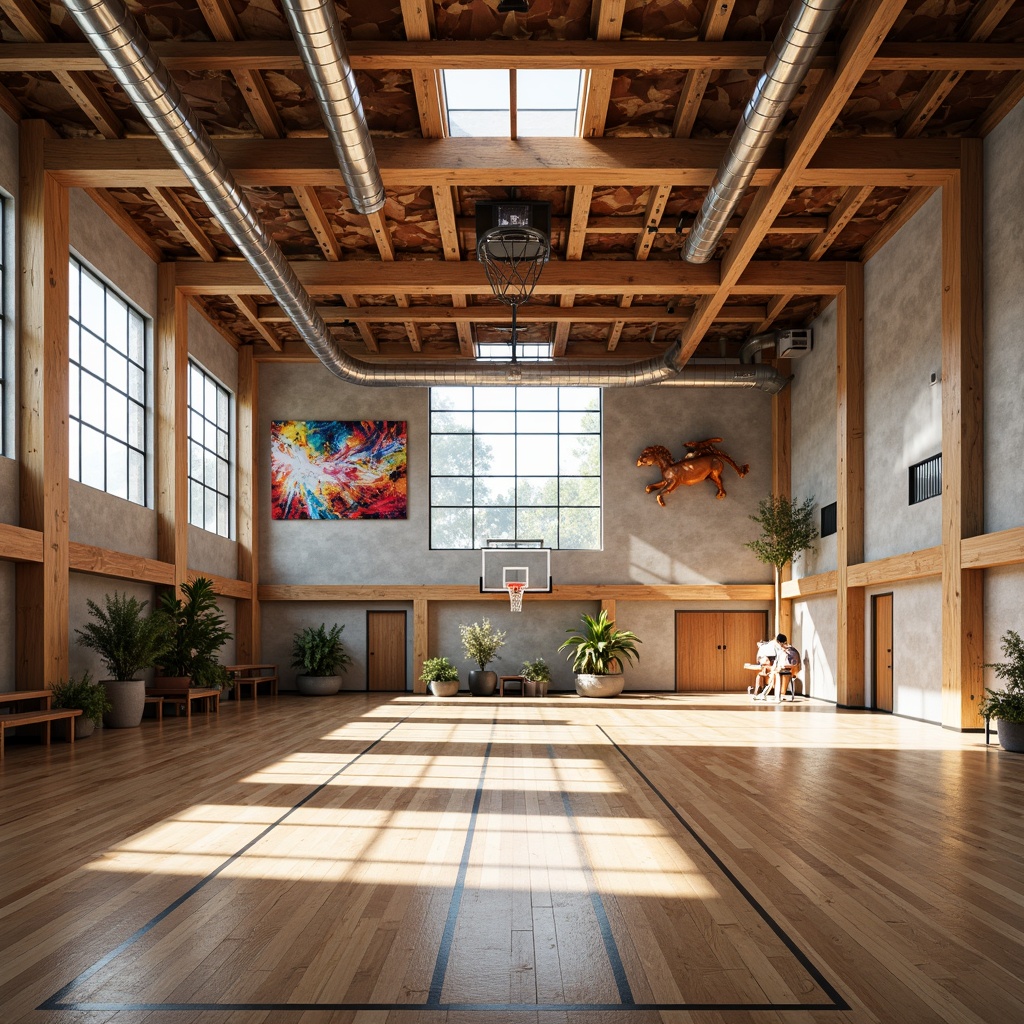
[506, 581, 527, 613]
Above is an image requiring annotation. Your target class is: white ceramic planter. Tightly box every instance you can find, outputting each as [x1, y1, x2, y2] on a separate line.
[428, 679, 459, 697]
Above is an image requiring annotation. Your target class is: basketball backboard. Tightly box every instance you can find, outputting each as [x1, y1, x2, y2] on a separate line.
[480, 539, 552, 593]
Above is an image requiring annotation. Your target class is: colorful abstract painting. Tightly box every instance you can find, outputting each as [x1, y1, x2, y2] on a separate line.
[271, 421, 407, 520]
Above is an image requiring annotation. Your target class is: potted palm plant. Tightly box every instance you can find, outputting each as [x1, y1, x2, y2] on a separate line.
[291, 623, 352, 695]
[980, 629, 1024, 752]
[50, 671, 113, 739]
[521, 657, 552, 697]
[558, 609, 641, 698]
[75, 591, 170, 727]
[155, 577, 233, 691]
[421, 656, 460, 697]
[459, 619, 506, 696]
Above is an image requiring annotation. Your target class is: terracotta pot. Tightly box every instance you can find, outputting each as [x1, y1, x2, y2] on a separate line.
[296, 674, 342, 696]
[149, 675, 192, 691]
[467, 670, 497, 696]
[100, 679, 146, 728]
[574, 673, 624, 698]
[428, 679, 459, 697]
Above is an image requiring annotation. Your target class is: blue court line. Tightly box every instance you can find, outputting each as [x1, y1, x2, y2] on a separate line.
[39, 708, 423, 1011]
[548, 742, 635, 1005]
[597, 723, 849, 1011]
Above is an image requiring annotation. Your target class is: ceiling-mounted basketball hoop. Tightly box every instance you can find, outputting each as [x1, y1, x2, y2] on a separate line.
[505, 581, 527, 613]
[476, 201, 551, 363]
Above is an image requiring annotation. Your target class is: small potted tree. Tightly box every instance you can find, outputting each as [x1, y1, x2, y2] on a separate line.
[521, 658, 552, 697]
[459, 619, 506, 696]
[421, 656, 460, 697]
[291, 623, 352, 695]
[559, 609, 641, 698]
[75, 591, 171, 728]
[155, 577, 233, 691]
[980, 629, 1024, 752]
[50, 671, 113, 739]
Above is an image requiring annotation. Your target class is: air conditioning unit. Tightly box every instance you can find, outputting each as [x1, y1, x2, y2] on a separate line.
[776, 328, 812, 358]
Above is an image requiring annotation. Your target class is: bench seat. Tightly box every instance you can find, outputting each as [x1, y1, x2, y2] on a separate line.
[231, 674, 278, 703]
[0, 708, 82, 759]
[145, 686, 220, 717]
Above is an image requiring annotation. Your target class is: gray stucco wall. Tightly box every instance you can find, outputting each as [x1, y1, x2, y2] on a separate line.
[863, 193, 943, 562]
[792, 594, 836, 702]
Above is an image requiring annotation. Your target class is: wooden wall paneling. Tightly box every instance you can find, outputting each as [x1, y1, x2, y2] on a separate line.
[16, 120, 69, 688]
[413, 598, 428, 693]
[941, 144, 985, 731]
[235, 345, 259, 661]
[836, 264, 865, 707]
[156, 263, 189, 594]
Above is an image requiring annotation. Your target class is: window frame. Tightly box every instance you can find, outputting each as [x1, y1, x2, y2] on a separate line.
[187, 358, 234, 539]
[909, 452, 942, 506]
[429, 385, 602, 551]
[68, 254, 149, 505]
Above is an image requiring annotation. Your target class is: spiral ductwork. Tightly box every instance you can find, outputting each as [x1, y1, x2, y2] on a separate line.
[682, 0, 844, 264]
[60, 0, 790, 392]
[281, 0, 385, 215]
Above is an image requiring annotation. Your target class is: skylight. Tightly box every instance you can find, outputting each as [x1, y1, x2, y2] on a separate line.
[443, 69, 583, 138]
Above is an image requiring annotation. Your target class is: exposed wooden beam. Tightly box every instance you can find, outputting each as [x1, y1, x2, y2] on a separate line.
[961, 526, 1024, 570]
[859, 186, 936, 263]
[846, 547, 943, 587]
[190, 298, 241, 350]
[580, 0, 627, 138]
[292, 185, 342, 261]
[340, 293, 379, 353]
[44, 136, 964, 190]
[780, 571, 838, 599]
[366, 209, 396, 262]
[7, 40, 1024, 75]
[148, 187, 219, 262]
[0, 522, 43, 564]
[233, 296, 283, 352]
[69, 543, 175, 585]
[82, 188, 163, 263]
[236, 346, 260, 661]
[0, 80, 24, 121]
[672, 0, 735, 139]
[401, 0, 445, 138]
[173, 258, 848, 297]
[974, 70, 1024, 136]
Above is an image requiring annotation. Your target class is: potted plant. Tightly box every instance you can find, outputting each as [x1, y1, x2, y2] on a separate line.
[980, 629, 1024, 752]
[50, 671, 113, 739]
[155, 577, 233, 691]
[521, 657, 552, 697]
[421, 656, 460, 697]
[459, 619, 506, 696]
[558, 609, 641, 698]
[291, 623, 351, 695]
[75, 591, 171, 728]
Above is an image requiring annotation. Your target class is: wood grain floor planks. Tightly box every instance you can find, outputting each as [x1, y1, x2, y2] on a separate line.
[1, 693, 1023, 1023]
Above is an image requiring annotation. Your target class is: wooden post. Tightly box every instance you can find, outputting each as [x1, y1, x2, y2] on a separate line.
[941, 143, 985, 731]
[236, 345, 260, 662]
[772, 362, 793, 639]
[413, 598, 428, 693]
[155, 263, 189, 594]
[836, 264, 865, 707]
[16, 121, 69, 688]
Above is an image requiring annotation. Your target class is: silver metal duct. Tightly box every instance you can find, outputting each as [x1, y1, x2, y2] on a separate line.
[739, 332, 779, 364]
[682, 0, 844, 264]
[60, 0, 789, 393]
[663, 363, 789, 394]
[281, 0, 385, 215]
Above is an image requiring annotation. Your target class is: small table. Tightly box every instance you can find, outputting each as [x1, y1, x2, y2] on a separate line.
[498, 675, 525, 696]
[223, 665, 278, 703]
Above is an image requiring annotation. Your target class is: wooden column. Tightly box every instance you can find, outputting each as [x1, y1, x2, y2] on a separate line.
[236, 345, 260, 662]
[16, 121, 69, 688]
[941, 143, 985, 731]
[836, 264, 865, 707]
[772, 363, 793, 639]
[413, 598, 428, 693]
[155, 263, 189, 594]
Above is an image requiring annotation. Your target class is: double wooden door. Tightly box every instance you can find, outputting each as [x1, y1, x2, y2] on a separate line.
[675, 611, 768, 692]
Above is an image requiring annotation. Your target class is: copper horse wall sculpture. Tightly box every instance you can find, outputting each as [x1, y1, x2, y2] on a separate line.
[636, 438, 749, 505]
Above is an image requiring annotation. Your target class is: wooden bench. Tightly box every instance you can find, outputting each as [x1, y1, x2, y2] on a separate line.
[0, 708, 82, 759]
[224, 665, 278, 704]
[145, 686, 220, 718]
[144, 695, 164, 721]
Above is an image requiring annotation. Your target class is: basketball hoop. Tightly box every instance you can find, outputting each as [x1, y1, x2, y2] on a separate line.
[506, 581, 527, 613]
[477, 226, 550, 363]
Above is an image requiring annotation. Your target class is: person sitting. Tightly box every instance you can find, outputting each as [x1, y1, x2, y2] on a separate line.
[749, 637, 779, 699]
[757, 634, 801, 702]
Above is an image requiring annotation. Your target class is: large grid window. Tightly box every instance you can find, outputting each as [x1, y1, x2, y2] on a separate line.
[430, 386, 601, 550]
[188, 360, 232, 538]
[68, 257, 147, 504]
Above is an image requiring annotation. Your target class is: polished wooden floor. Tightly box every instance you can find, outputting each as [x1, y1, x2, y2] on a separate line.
[2, 692, 1022, 1024]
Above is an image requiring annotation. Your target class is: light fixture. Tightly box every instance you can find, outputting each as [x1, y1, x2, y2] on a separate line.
[497, 0, 529, 12]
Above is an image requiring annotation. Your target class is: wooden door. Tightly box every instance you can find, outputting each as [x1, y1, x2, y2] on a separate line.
[723, 612, 769, 690]
[367, 611, 407, 691]
[873, 593, 893, 712]
[675, 612, 724, 691]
